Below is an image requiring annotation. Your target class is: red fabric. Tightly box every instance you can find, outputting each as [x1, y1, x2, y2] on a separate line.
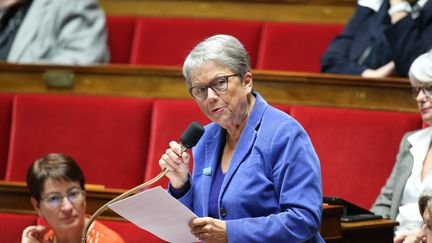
[6, 94, 153, 189]
[106, 16, 137, 64]
[0, 93, 13, 180]
[0, 212, 38, 242]
[100, 219, 166, 243]
[130, 17, 262, 68]
[256, 22, 343, 72]
[144, 99, 210, 189]
[290, 105, 422, 209]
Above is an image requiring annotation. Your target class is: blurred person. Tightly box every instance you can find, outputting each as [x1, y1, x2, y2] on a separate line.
[321, 0, 432, 78]
[0, 0, 109, 64]
[21, 153, 124, 243]
[159, 34, 324, 242]
[371, 51, 432, 243]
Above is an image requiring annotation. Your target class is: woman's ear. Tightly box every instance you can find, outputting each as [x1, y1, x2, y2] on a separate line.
[31, 197, 41, 215]
[243, 72, 253, 92]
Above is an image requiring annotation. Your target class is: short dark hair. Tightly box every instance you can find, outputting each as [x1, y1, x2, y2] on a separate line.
[26, 153, 85, 201]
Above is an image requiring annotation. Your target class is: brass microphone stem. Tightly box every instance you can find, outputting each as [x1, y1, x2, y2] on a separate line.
[81, 167, 169, 243]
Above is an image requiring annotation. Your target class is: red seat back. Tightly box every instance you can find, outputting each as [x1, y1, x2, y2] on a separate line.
[130, 17, 262, 68]
[290, 105, 422, 209]
[144, 99, 210, 188]
[0, 212, 38, 242]
[256, 22, 343, 72]
[6, 94, 153, 189]
[106, 16, 137, 64]
[0, 93, 13, 180]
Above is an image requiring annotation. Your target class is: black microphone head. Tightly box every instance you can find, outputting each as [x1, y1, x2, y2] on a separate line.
[180, 122, 205, 149]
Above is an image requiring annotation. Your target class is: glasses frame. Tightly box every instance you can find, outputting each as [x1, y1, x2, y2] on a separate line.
[188, 74, 240, 101]
[41, 188, 86, 208]
[412, 85, 432, 99]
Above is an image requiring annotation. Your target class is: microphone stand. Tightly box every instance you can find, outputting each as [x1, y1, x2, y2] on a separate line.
[81, 167, 168, 243]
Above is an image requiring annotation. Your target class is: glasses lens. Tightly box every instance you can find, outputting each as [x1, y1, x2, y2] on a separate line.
[190, 86, 207, 100]
[45, 194, 62, 208]
[67, 189, 84, 204]
[211, 77, 228, 92]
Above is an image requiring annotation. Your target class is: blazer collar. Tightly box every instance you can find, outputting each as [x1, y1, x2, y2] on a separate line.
[199, 92, 268, 215]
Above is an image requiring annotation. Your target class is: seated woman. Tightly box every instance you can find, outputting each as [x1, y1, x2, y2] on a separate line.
[21, 153, 124, 243]
[371, 51, 432, 242]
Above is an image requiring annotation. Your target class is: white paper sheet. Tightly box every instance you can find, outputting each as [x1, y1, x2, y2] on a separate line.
[108, 186, 199, 243]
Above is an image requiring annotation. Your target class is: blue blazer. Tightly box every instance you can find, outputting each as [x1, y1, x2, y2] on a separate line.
[178, 93, 324, 242]
[321, 1, 432, 76]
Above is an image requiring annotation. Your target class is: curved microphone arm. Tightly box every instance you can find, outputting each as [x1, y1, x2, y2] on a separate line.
[81, 167, 169, 243]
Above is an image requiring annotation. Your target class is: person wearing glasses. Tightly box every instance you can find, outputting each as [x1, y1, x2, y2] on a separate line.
[371, 51, 432, 243]
[158, 34, 323, 242]
[21, 153, 124, 243]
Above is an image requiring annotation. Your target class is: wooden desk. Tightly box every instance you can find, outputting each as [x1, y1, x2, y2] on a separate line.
[0, 62, 416, 112]
[342, 219, 398, 243]
[0, 181, 398, 241]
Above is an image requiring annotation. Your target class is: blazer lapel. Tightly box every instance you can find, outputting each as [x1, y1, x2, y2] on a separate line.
[219, 92, 267, 199]
[200, 127, 224, 216]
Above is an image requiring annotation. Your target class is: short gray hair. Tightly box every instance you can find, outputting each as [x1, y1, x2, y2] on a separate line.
[182, 34, 251, 87]
[418, 190, 432, 218]
[409, 51, 432, 85]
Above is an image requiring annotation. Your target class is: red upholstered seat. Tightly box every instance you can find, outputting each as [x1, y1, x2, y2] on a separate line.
[100, 219, 166, 243]
[0, 212, 38, 242]
[256, 22, 343, 72]
[0, 93, 13, 180]
[130, 17, 262, 68]
[106, 15, 137, 64]
[144, 99, 210, 189]
[290, 105, 422, 209]
[6, 94, 153, 189]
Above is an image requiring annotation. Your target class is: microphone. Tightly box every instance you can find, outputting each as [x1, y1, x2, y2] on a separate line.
[81, 122, 204, 242]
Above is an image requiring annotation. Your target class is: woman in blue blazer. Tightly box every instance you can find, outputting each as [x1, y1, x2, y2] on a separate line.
[321, 0, 432, 78]
[159, 34, 324, 242]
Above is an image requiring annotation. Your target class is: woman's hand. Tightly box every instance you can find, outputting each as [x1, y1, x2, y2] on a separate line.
[393, 228, 426, 243]
[21, 225, 48, 243]
[158, 141, 191, 189]
[361, 61, 395, 78]
[190, 217, 227, 243]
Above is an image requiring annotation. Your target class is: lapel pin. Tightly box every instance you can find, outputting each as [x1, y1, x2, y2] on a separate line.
[203, 167, 212, 176]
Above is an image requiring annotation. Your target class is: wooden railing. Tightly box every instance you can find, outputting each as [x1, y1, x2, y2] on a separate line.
[99, 0, 356, 24]
[0, 62, 416, 112]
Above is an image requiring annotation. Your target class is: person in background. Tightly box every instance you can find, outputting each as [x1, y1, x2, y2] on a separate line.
[371, 51, 432, 243]
[21, 153, 124, 243]
[0, 0, 109, 64]
[158, 34, 324, 242]
[414, 190, 432, 243]
[321, 0, 432, 78]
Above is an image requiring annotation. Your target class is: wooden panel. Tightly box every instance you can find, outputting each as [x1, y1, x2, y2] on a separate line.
[0, 63, 416, 112]
[0, 181, 397, 242]
[100, 0, 355, 24]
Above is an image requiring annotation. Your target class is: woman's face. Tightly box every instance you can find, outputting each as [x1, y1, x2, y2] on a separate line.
[189, 61, 253, 130]
[32, 178, 86, 234]
[413, 81, 432, 124]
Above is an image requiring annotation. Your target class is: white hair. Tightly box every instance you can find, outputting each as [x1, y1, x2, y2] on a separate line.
[409, 51, 432, 85]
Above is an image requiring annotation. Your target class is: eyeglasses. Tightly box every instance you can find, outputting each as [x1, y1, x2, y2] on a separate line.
[41, 188, 85, 208]
[412, 85, 432, 99]
[188, 74, 240, 101]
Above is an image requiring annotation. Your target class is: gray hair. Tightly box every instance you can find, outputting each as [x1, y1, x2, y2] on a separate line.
[418, 190, 432, 218]
[409, 51, 432, 85]
[182, 34, 251, 87]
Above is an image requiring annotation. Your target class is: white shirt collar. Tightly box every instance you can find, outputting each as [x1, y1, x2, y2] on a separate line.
[358, 0, 383, 12]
